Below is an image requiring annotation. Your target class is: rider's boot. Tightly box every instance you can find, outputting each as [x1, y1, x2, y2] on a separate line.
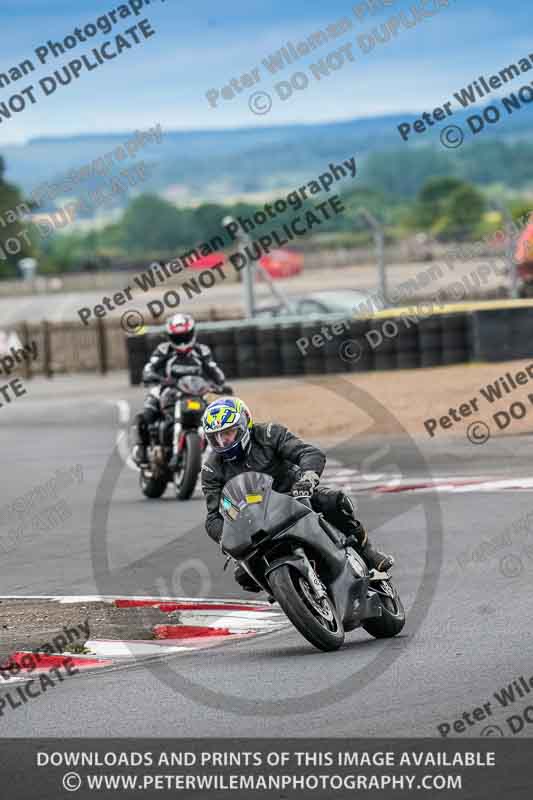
[345, 520, 395, 572]
[335, 495, 394, 571]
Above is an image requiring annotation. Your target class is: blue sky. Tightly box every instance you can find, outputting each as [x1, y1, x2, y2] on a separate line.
[0, 0, 530, 144]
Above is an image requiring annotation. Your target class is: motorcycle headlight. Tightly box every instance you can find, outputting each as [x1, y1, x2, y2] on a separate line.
[222, 497, 240, 520]
[245, 494, 263, 504]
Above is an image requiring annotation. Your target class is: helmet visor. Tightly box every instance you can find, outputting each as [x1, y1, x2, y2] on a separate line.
[214, 427, 240, 448]
[168, 328, 195, 347]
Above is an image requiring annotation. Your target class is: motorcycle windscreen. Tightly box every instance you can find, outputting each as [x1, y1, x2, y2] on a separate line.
[220, 471, 310, 557]
[177, 375, 210, 395]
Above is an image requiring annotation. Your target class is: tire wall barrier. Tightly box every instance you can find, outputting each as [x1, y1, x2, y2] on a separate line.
[470, 307, 533, 363]
[126, 307, 533, 385]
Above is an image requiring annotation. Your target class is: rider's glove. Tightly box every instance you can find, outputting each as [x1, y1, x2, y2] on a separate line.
[215, 383, 233, 395]
[292, 470, 320, 497]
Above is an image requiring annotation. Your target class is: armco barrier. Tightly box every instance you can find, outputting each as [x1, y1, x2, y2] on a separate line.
[125, 303, 533, 386]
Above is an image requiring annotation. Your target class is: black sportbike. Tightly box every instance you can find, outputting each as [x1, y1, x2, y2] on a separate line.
[140, 375, 217, 501]
[220, 471, 405, 651]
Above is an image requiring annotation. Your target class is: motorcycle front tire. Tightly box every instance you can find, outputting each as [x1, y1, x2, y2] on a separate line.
[140, 470, 168, 499]
[268, 564, 345, 652]
[174, 431, 202, 500]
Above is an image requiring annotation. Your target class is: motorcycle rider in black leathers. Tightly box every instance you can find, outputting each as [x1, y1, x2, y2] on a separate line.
[200, 396, 394, 591]
[131, 313, 231, 466]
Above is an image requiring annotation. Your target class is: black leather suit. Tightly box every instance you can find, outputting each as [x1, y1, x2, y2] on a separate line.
[201, 422, 362, 548]
[135, 341, 226, 443]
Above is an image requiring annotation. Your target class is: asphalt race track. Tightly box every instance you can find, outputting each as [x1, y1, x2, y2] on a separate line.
[1, 373, 533, 738]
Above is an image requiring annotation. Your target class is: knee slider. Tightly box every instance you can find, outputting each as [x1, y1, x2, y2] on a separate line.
[337, 492, 355, 517]
[144, 406, 159, 425]
[319, 488, 342, 516]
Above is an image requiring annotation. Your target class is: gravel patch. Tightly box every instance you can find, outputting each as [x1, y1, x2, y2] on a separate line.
[0, 599, 175, 663]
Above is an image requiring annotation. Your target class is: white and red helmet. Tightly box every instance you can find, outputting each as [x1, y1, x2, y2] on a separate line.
[165, 313, 196, 353]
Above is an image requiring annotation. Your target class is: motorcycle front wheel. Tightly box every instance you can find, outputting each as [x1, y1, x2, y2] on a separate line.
[139, 469, 168, 499]
[268, 564, 345, 652]
[174, 431, 202, 500]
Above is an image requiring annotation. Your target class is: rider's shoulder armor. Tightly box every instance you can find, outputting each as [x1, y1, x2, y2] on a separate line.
[252, 422, 285, 447]
[154, 342, 172, 358]
[196, 343, 211, 359]
[201, 451, 223, 480]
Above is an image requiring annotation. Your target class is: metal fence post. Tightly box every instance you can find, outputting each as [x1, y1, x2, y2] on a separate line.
[97, 318, 108, 375]
[356, 207, 387, 304]
[42, 320, 53, 378]
[19, 321, 32, 380]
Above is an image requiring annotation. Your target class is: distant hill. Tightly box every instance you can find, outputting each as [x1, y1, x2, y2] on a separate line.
[2, 105, 533, 212]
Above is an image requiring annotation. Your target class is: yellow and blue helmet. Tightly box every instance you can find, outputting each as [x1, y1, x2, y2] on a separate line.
[202, 397, 252, 461]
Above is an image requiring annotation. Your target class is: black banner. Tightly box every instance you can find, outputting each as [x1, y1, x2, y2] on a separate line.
[0, 738, 531, 799]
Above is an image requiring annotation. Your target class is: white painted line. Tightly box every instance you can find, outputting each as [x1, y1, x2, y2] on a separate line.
[55, 596, 114, 604]
[116, 429, 138, 472]
[0, 596, 277, 606]
[323, 468, 361, 478]
[107, 399, 139, 472]
[116, 399, 131, 426]
[85, 639, 192, 658]
[180, 612, 287, 631]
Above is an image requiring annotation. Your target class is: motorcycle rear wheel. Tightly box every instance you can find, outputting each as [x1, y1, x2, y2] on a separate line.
[268, 564, 345, 652]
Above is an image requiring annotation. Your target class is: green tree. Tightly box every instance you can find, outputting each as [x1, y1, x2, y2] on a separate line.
[118, 194, 187, 254]
[0, 155, 34, 279]
[510, 198, 533, 224]
[409, 176, 485, 240]
[432, 184, 486, 241]
[360, 148, 451, 198]
[415, 177, 465, 228]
